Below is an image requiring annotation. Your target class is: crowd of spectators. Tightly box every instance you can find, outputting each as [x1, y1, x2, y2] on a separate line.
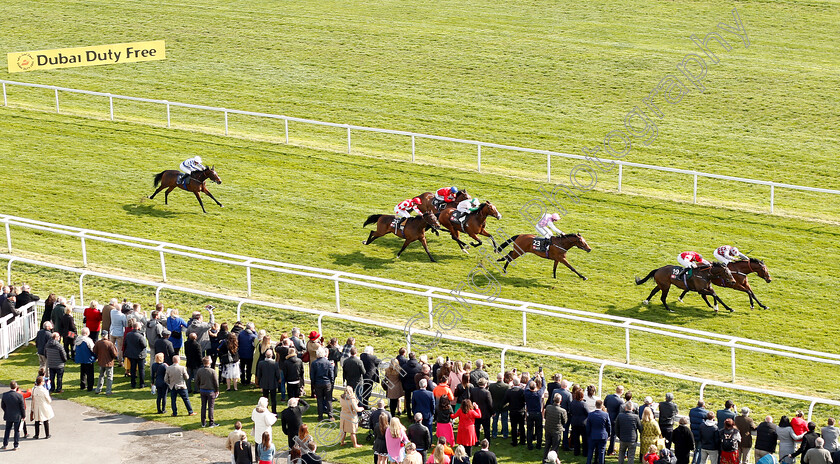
[3, 285, 840, 464]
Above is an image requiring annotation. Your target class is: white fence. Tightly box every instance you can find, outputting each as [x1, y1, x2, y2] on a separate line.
[0, 301, 39, 359]
[2, 253, 839, 420]
[2, 80, 839, 214]
[2, 214, 840, 386]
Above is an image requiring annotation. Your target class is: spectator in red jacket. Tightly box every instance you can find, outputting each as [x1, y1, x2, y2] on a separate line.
[83, 301, 102, 342]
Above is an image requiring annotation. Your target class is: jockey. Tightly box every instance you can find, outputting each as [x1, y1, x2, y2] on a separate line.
[713, 245, 748, 265]
[455, 198, 480, 222]
[179, 156, 205, 181]
[676, 251, 710, 279]
[535, 213, 563, 239]
[394, 197, 422, 219]
[434, 186, 459, 203]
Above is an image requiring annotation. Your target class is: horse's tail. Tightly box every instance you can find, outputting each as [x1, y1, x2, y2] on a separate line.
[495, 235, 520, 253]
[363, 214, 383, 228]
[153, 171, 165, 188]
[635, 269, 657, 285]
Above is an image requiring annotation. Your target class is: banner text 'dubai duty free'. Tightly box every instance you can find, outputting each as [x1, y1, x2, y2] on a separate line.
[7, 40, 165, 73]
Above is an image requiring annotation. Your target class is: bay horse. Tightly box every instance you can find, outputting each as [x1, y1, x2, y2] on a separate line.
[415, 190, 471, 215]
[362, 212, 442, 262]
[438, 201, 502, 253]
[149, 167, 222, 213]
[635, 262, 736, 313]
[677, 258, 772, 309]
[495, 233, 591, 280]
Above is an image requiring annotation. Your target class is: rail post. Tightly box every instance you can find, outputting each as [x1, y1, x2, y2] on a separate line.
[346, 127, 351, 154]
[79, 231, 88, 267]
[55, 88, 59, 113]
[770, 185, 775, 214]
[284, 119, 289, 143]
[2, 82, 6, 106]
[693, 174, 698, 203]
[4, 219, 11, 253]
[5, 258, 14, 285]
[427, 293, 434, 329]
[624, 321, 632, 364]
[547, 153, 551, 183]
[618, 164, 623, 192]
[224, 111, 229, 136]
[500, 347, 508, 375]
[109, 95, 114, 121]
[522, 312, 527, 346]
[334, 274, 341, 312]
[157, 245, 167, 282]
[699, 382, 708, 402]
[236, 301, 245, 321]
[154, 285, 163, 304]
[245, 260, 253, 297]
[166, 102, 171, 128]
[807, 400, 817, 421]
[729, 339, 737, 383]
[79, 272, 89, 307]
[477, 145, 482, 173]
[411, 135, 416, 162]
[598, 362, 607, 397]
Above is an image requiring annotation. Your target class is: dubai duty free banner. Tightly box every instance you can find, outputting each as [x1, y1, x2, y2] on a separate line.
[7, 40, 166, 73]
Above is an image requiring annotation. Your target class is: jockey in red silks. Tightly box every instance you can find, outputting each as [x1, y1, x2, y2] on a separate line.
[676, 251, 710, 279]
[434, 186, 459, 203]
[394, 197, 422, 219]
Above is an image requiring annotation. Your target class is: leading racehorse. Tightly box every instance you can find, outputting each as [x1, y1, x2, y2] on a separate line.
[438, 201, 502, 253]
[149, 167, 223, 213]
[362, 212, 442, 262]
[415, 190, 471, 215]
[677, 258, 772, 309]
[635, 262, 735, 313]
[495, 233, 591, 280]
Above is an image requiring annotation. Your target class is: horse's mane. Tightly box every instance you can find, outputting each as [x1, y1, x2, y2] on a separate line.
[749, 257, 764, 264]
[711, 262, 727, 268]
[560, 233, 580, 238]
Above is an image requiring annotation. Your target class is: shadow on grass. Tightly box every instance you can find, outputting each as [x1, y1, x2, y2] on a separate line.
[330, 250, 393, 270]
[605, 299, 728, 323]
[122, 202, 179, 218]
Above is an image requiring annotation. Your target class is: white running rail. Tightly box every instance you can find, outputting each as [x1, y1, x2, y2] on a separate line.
[1, 214, 839, 386]
[0, 301, 38, 359]
[2, 253, 838, 420]
[2, 80, 839, 214]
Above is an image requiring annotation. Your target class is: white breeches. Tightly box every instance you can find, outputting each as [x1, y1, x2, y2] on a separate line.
[713, 250, 731, 264]
[677, 256, 698, 268]
[179, 162, 193, 174]
[394, 208, 412, 219]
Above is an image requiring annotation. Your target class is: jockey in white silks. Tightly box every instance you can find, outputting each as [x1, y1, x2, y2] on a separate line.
[535, 213, 563, 239]
[179, 156, 205, 181]
[713, 245, 748, 265]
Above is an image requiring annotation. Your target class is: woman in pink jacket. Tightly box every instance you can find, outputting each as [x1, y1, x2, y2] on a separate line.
[451, 399, 482, 456]
[385, 417, 410, 462]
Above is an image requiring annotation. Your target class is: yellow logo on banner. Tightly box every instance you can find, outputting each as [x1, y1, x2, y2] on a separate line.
[7, 40, 166, 73]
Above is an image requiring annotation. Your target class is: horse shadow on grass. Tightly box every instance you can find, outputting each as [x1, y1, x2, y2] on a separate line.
[122, 203, 179, 218]
[605, 298, 736, 324]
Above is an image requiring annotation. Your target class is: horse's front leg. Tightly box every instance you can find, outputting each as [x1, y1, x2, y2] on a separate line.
[711, 291, 734, 312]
[193, 192, 207, 213]
[419, 235, 436, 263]
[559, 256, 587, 281]
[699, 293, 716, 312]
[202, 187, 223, 207]
[467, 231, 483, 248]
[478, 228, 497, 249]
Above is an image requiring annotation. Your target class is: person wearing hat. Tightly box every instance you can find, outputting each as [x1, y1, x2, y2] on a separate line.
[734, 407, 757, 464]
[306, 331, 323, 397]
[155, 330, 176, 366]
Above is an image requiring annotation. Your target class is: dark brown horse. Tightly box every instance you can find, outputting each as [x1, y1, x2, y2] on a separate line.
[678, 258, 772, 309]
[438, 201, 502, 253]
[149, 167, 222, 213]
[635, 262, 736, 313]
[495, 233, 591, 280]
[416, 190, 471, 215]
[362, 212, 442, 262]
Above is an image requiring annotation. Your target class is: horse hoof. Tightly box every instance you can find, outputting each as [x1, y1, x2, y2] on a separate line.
[728, 308, 735, 313]
[763, 306, 769, 310]
[642, 300, 649, 306]
[582, 277, 588, 281]
[666, 308, 675, 313]
[361, 241, 367, 245]
[462, 248, 470, 254]
[750, 305, 754, 310]
[714, 306, 719, 312]
[677, 298, 683, 303]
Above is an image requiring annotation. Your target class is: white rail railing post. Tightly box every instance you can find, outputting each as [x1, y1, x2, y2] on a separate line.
[284, 119, 289, 143]
[598, 362, 607, 397]
[618, 164, 623, 193]
[624, 321, 632, 364]
[5, 258, 14, 284]
[730, 339, 737, 383]
[477, 144, 482, 173]
[158, 245, 167, 282]
[245, 260, 253, 297]
[4, 219, 11, 253]
[346, 127, 351, 154]
[522, 311, 527, 346]
[236, 301, 245, 321]
[155, 285, 163, 303]
[500, 347, 508, 375]
[3, 82, 7, 106]
[411, 135, 416, 162]
[166, 102, 171, 128]
[54, 88, 59, 113]
[693, 174, 698, 203]
[79, 272, 88, 307]
[80, 231, 88, 267]
[427, 295, 434, 329]
[334, 274, 341, 312]
[770, 185, 775, 214]
[547, 153, 551, 183]
[699, 382, 708, 402]
[109, 95, 114, 121]
[318, 313, 325, 337]
[807, 400, 817, 421]
[224, 111, 229, 136]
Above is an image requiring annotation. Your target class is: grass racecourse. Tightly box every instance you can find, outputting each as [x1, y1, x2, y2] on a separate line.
[1, 1, 839, 463]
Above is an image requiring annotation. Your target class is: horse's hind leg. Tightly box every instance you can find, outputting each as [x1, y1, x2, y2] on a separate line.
[193, 192, 207, 213]
[659, 287, 674, 312]
[678, 289, 689, 302]
[362, 231, 378, 245]
[164, 187, 175, 205]
[149, 186, 165, 200]
[396, 239, 414, 259]
[643, 287, 660, 305]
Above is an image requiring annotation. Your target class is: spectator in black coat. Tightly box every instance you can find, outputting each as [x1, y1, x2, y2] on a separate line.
[671, 417, 695, 464]
[501, 378, 527, 447]
[659, 393, 679, 449]
[401, 353, 422, 417]
[407, 412, 432, 463]
[2, 381, 26, 450]
[471, 378, 494, 443]
[283, 348, 304, 399]
[605, 385, 626, 455]
[280, 398, 309, 449]
[124, 322, 149, 388]
[569, 388, 591, 456]
[792, 422, 821, 464]
[36, 322, 54, 377]
[45, 332, 67, 393]
[154, 330, 175, 365]
[184, 332, 202, 393]
[699, 412, 721, 464]
[59, 305, 77, 359]
[615, 401, 643, 464]
[0, 293, 19, 321]
[754, 416, 778, 462]
[256, 350, 281, 414]
[473, 439, 498, 464]
[359, 346, 380, 409]
[342, 348, 365, 390]
[15, 284, 39, 308]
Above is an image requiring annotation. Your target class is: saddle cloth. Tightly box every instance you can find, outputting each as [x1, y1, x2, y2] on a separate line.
[391, 217, 407, 233]
[432, 197, 447, 212]
[532, 237, 550, 253]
